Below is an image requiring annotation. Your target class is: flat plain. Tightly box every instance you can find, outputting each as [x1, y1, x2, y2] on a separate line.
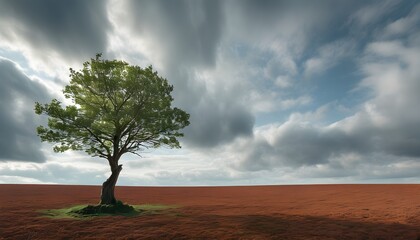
[0, 184, 419, 239]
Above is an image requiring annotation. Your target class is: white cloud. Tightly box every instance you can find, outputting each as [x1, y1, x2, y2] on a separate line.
[274, 76, 293, 89]
[229, 9, 420, 178]
[381, 5, 420, 38]
[0, 175, 46, 184]
[348, 0, 401, 28]
[0, 161, 107, 185]
[304, 39, 355, 76]
[279, 96, 312, 110]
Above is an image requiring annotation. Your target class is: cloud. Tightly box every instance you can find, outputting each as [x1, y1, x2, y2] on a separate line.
[347, 0, 402, 28]
[126, 159, 157, 169]
[295, 154, 420, 182]
[274, 76, 293, 89]
[120, 0, 224, 68]
[381, 4, 420, 38]
[0, 161, 107, 184]
[184, 97, 254, 147]
[230, 10, 420, 174]
[108, 0, 255, 148]
[0, 0, 111, 76]
[143, 169, 239, 186]
[108, 0, 376, 149]
[304, 39, 355, 76]
[0, 58, 51, 162]
[1, 0, 419, 184]
[0, 175, 46, 184]
[229, 120, 369, 171]
[279, 96, 312, 110]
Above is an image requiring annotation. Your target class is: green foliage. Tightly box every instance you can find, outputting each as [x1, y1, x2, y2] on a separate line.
[35, 54, 190, 160]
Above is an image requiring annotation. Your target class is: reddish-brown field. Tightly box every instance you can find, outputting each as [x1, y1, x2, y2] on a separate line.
[0, 184, 419, 239]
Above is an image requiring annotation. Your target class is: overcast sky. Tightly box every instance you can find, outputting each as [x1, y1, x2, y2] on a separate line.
[0, 0, 419, 186]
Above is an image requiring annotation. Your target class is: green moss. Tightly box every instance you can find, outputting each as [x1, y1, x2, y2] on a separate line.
[39, 202, 178, 220]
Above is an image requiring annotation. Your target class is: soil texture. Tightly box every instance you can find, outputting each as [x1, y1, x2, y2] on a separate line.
[0, 184, 419, 239]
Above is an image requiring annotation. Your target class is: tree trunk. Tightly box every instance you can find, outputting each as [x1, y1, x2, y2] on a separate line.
[100, 164, 122, 205]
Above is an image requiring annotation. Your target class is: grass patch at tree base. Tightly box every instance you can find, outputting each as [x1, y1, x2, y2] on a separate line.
[39, 201, 178, 219]
[73, 201, 136, 215]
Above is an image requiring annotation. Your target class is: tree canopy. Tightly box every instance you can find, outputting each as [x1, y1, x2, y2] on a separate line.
[35, 54, 190, 162]
[35, 55, 190, 204]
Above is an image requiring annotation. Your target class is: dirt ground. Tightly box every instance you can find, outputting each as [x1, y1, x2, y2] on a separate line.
[0, 184, 419, 239]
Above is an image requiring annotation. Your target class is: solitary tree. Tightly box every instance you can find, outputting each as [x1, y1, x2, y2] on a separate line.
[35, 54, 189, 205]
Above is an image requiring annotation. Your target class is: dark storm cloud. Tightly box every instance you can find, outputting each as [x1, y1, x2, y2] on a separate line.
[122, 0, 254, 148]
[234, 118, 420, 172]
[0, 0, 110, 61]
[0, 59, 51, 162]
[126, 0, 223, 67]
[234, 122, 371, 171]
[164, 65, 255, 148]
[184, 96, 254, 147]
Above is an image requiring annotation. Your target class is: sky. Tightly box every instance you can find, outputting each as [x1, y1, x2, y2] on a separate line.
[0, 0, 420, 186]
